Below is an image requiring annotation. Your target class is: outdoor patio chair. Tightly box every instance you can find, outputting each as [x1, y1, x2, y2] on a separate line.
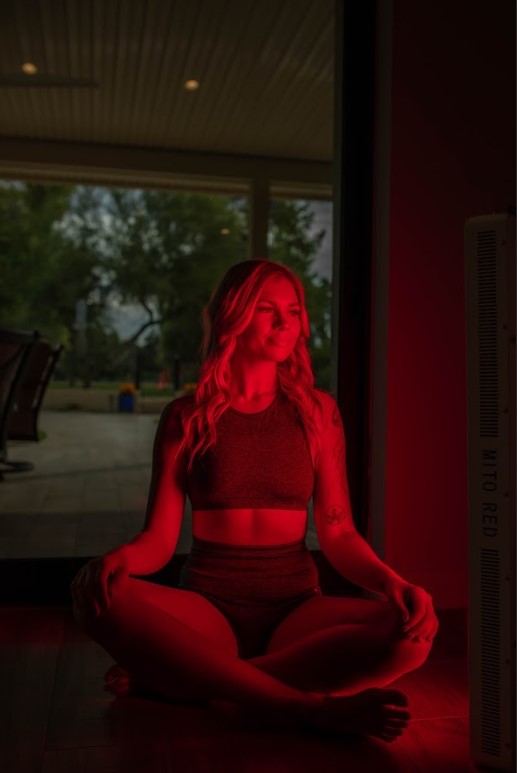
[0, 328, 40, 480]
[7, 340, 63, 442]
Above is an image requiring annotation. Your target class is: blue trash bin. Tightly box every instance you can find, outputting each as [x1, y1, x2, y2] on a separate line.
[118, 393, 135, 413]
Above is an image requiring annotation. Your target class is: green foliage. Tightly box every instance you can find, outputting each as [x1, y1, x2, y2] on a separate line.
[0, 182, 332, 389]
[0, 181, 106, 369]
[0, 182, 72, 336]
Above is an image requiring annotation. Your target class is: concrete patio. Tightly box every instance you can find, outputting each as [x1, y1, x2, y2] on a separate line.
[0, 409, 320, 560]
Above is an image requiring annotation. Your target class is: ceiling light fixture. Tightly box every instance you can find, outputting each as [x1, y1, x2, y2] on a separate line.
[21, 62, 38, 75]
[184, 79, 200, 91]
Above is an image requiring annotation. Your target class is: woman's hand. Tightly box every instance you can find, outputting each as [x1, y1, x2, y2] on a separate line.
[385, 579, 439, 643]
[70, 550, 129, 619]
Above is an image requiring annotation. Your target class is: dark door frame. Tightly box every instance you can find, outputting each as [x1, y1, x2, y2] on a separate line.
[332, 0, 377, 539]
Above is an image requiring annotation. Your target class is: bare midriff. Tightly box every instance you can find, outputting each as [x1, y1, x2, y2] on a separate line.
[192, 508, 308, 546]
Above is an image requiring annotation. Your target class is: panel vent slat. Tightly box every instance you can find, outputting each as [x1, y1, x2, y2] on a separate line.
[477, 230, 498, 437]
[480, 548, 501, 755]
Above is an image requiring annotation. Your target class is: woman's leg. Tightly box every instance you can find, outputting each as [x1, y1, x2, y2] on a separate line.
[99, 576, 241, 698]
[247, 595, 433, 695]
[75, 586, 411, 740]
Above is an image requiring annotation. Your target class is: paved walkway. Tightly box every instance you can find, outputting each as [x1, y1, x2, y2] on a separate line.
[1, 410, 319, 559]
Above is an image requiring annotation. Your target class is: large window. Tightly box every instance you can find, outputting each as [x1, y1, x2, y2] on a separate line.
[0, 181, 249, 559]
[0, 183, 333, 559]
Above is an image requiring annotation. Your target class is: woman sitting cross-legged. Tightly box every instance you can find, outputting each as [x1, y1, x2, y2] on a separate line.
[71, 259, 439, 743]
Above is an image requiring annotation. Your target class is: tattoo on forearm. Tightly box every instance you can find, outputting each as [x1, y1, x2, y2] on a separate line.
[324, 505, 351, 526]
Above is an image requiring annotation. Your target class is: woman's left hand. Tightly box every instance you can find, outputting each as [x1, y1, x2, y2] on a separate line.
[384, 579, 439, 643]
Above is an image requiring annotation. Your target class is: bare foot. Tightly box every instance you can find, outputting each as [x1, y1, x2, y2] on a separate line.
[302, 687, 411, 743]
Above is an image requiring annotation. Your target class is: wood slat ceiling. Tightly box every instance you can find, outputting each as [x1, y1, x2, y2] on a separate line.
[0, 0, 335, 163]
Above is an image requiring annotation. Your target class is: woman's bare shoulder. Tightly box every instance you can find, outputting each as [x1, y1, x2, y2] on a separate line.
[313, 387, 334, 404]
[169, 393, 196, 411]
[159, 394, 196, 429]
[311, 388, 337, 430]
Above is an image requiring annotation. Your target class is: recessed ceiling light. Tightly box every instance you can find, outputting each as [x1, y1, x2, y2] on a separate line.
[22, 62, 38, 75]
[184, 79, 200, 91]
[220, 228, 230, 235]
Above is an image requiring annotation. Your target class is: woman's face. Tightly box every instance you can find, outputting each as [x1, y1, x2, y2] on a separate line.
[235, 275, 302, 362]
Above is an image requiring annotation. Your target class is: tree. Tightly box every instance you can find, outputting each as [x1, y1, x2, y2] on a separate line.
[1, 182, 332, 390]
[0, 181, 72, 332]
[68, 188, 249, 380]
[0, 182, 109, 385]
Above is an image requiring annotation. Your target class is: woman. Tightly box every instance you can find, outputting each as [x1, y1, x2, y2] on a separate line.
[71, 259, 439, 743]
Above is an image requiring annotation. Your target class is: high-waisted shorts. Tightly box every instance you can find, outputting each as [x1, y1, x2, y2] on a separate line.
[177, 537, 322, 659]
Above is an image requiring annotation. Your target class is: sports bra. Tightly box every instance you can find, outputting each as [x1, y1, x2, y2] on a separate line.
[186, 390, 315, 510]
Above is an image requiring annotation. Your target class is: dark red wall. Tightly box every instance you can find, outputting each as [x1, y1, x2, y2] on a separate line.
[384, 0, 515, 608]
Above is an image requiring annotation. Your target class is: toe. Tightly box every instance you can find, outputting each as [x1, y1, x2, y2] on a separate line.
[381, 726, 403, 742]
[387, 717, 408, 727]
[380, 732, 396, 743]
[384, 689, 409, 707]
[387, 705, 411, 717]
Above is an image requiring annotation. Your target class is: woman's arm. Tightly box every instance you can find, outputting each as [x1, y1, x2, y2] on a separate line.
[314, 394, 439, 636]
[319, 530, 406, 599]
[313, 393, 405, 597]
[108, 399, 189, 576]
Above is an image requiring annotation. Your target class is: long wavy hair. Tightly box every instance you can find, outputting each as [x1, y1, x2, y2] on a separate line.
[175, 259, 329, 473]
